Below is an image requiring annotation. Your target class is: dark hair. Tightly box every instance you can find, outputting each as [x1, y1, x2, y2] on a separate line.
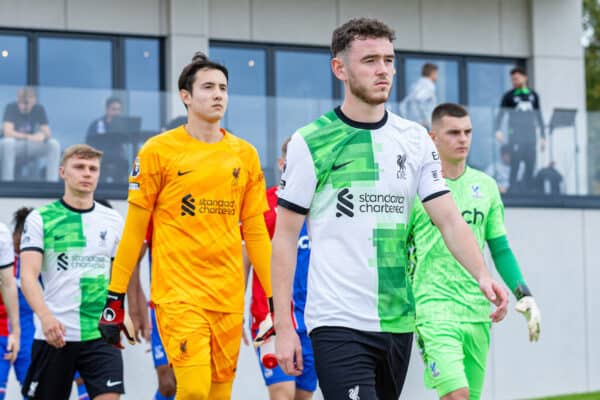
[178, 52, 229, 95]
[421, 63, 438, 77]
[105, 96, 122, 109]
[331, 18, 395, 57]
[12, 207, 33, 235]
[510, 66, 527, 76]
[281, 136, 292, 157]
[431, 103, 469, 124]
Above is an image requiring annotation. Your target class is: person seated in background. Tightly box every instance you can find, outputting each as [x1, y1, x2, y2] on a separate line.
[485, 144, 512, 193]
[86, 96, 128, 183]
[86, 96, 122, 141]
[0, 87, 60, 182]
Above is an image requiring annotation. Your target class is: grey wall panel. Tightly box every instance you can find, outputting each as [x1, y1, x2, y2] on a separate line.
[492, 208, 587, 399]
[420, 0, 501, 55]
[338, 0, 422, 51]
[208, 0, 252, 41]
[583, 210, 600, 392]
[66, 0, 163, 35]
[531, 0, 583, 58]
[0, 0, 66, 30]
[168, 0, 209, 36]
[251, 0, 337, 45]
[499, 0, 531, 57]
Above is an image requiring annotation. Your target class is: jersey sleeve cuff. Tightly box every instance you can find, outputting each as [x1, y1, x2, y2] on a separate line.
[20, 247, 44, 254]
[422, 190, 450, 203]
[0, 262, 13, 270]
[277, 198, 309, 215]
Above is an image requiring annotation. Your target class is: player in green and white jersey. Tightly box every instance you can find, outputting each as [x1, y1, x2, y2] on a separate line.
[20, 144, 127, 400]
[408, 103, 541, 400]
[271, 18, 508, 400]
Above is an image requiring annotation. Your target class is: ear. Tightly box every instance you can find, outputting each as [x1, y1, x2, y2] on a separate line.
[331, 57, 347, 81]
[179, 89, 192, 108]
[59, 166, 65, 179]
[428, 130, 437, 143]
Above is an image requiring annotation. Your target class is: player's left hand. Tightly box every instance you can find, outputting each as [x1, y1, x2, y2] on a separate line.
[98, 291, 136, 349]
[515, 296, 541, 342]
[479, 277, 509, 322]
[4, 332, 19, 363]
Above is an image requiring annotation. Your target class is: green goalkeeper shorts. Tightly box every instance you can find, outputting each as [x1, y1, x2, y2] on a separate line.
[416, 321, 491, 400]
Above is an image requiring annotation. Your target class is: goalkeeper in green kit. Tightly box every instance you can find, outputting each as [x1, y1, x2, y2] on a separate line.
[408, 103, 541, 400]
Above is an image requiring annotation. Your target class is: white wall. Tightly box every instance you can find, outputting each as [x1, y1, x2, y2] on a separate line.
[0, 197, 598, 399]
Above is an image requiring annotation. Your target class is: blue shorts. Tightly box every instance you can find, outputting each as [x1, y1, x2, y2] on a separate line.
[151, 308, 169, 368]
[255, 330, 317, 392]
[0, 309, 35, 397]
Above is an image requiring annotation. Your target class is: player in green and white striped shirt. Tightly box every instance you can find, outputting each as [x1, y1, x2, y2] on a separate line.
[20, 144, 127, 400]
[408, 103, 541, 400]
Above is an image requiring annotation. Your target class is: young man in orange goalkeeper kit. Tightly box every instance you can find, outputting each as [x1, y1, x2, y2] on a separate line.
[98, 52, 273, 400]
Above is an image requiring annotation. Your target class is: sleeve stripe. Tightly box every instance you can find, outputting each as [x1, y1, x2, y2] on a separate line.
[20, 247, 44, 254]
[277, 198, 309, 215]
[0, 262, 13, 270]
[422, 190, 450, 203]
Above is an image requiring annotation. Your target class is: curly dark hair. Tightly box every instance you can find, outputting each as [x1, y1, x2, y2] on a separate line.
[12, 207, 33, 236]
[331, 18, 395, 57]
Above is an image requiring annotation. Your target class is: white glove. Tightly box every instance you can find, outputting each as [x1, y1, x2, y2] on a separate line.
[515, 296, 541, 342]
[253, 313, 275, 349]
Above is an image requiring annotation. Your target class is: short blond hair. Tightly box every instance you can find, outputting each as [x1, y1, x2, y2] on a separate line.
[61, 144, 103, 166]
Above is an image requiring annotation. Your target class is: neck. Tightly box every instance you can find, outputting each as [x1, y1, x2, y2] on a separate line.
[185, 114, 222, 143]
[340, 94, 386, 124]
[62, 190, 94, 210]
[442, 159, 467, 179]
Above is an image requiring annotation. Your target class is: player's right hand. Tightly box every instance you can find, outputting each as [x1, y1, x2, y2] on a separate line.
[275, 324, 303, 376]
[98, 291, 135, 349]
[5, 332, 20, 363]
[479, 277, 509, 322]
[41, 313, 66, 348]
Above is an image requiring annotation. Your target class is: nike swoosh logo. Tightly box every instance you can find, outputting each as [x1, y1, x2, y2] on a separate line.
[177, 170, 193, 176]
[332, 160, 354, 171]
[106, 379, 122, 387]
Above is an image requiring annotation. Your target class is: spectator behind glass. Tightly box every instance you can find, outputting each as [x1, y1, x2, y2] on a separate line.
[485, 144, 512, 193]
[86, 96, 122, 140]
[0, 87, 60, 182]
[399, 63, 438, 129]
[86, 97, 128, 183]
[494, 67, 546, 193]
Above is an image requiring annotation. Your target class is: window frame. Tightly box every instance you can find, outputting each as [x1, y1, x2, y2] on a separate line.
[0, 28, 165, 199]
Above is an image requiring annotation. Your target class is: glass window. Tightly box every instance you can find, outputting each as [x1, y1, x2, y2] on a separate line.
[0, 35, 28, 122]
[210, 45, 268, 165]
[0, 35, 27, 85]
[37, 37, 113, 152]
[275, 49, 334, 147]
[466, 61, 516, 170]
[404, 57, 459, 103]
[38, 37, 112, 89]
[125, 38, 161, 131]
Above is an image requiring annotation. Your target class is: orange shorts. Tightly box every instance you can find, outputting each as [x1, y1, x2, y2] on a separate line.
[155, 302, 244, 382]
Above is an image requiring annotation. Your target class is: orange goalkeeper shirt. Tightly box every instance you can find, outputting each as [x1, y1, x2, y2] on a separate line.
[128, 126, 268, 312]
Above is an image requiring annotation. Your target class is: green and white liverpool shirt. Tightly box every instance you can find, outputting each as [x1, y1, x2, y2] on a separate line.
[21, 200, 124, 342]
[278, 107, 448, 334]
[409, 167, 506, 323]
[0, 223, 14, 269]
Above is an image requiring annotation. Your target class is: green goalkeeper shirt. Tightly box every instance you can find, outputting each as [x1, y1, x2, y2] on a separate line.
[409, 166, 506, 323]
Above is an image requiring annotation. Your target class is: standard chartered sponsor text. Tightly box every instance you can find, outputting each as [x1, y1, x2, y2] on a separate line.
[197, 198, 236, 215]
[69, 254, 109, 270]
[358, 193, 405, 214]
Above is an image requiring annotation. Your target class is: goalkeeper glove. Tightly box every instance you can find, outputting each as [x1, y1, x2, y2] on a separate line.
[515, 296, 541, 342]
[253, 298, 275, 348]
[98, 291, 135, 349]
